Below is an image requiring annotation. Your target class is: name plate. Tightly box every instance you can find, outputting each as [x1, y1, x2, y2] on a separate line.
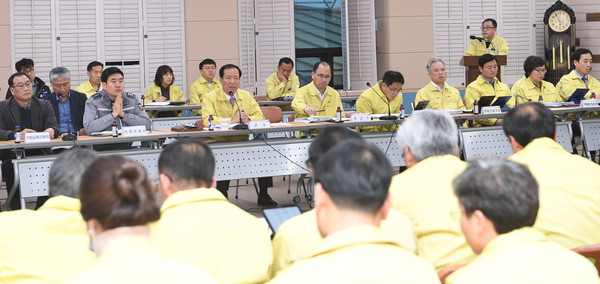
[24, 132, 51, 143]
[350, 113, 371, 121]
[122, 126, 148, 137]
[249, 120, 271, 129]
[481, 106, 502, 114]
[580, 99, 599, 108]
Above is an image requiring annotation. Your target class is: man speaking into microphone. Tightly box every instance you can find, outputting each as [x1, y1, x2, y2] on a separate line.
[356, 70, 404, 133]
[465, 18, 509, 56]
[45, 67, 88, 137]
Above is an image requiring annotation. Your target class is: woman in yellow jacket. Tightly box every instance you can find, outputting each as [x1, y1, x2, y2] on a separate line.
[144, 65, 184, 117]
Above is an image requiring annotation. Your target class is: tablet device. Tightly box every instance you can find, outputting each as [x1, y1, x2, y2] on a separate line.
[476, 95, 496, 107]
[491, 96, 512, 109]
[169, 101, 186, 105]
[567, 88, 589, 104]
[262, 205, 302, 234]
[414, 100, 429, 110]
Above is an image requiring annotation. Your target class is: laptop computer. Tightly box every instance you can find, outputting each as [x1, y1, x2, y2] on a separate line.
[262, 205, 302, 234]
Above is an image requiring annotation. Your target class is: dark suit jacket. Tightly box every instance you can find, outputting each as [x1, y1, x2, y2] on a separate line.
[45, 90, 87, 133]
[0, 97, 59, 140]
[5, 77, 52, 100]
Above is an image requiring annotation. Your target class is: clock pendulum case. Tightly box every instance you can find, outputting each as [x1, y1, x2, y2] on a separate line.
[544, 1, 576, 84]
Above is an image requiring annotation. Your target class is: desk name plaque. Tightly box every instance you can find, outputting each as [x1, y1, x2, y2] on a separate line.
[249, 120, 271, 129]
[350, 113, 371, 121]
[580, 99, 599, 108]
[122, 126, 148, 137]
[24, 132, 51, 143]
[481, 106, 502, 115]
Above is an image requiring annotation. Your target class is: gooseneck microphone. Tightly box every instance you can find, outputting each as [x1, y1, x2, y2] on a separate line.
[470, 35, 488, 42]
[366, 82, 397, 120]
[58, 92, 77, 141]
[230, 91, 249, 130]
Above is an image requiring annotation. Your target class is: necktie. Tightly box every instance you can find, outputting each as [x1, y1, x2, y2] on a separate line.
[583, 76, 588, 88]
[229, 97, 235, 106]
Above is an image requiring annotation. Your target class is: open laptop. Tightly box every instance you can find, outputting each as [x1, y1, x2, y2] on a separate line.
[262, 205, 302, 235]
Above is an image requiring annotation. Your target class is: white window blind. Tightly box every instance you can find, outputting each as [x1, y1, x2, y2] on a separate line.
[255, 0, 295, 96]
[344, 0, 377, 90]
[499, 0, 533, 83]
[434, 0, 466, 87]
[238, 0, 257, 94]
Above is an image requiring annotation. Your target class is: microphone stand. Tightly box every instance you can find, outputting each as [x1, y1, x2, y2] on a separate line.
[366, 82, 397, 120]
[59, 92, 77, 141]
[230, 91, 248, 130]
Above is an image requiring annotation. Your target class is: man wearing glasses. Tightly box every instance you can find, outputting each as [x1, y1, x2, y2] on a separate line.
[5, 58, 52, 100]
[465, 18, 509, 56]
[292, 61, 344, 119]
[0, 72, 58, 209]
[356, 70, 404, 133]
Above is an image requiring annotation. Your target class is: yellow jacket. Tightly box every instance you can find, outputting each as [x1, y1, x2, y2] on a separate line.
[74, 80, 103, 98]
[390, 155, 475, 270]
[0, 196, 96, 284]
[68, 235, 217, 284]
[189, 76, 222, 114]
[150, 188, 273, 284]
[144, 84, 184, 103]
[508, 137, 600, 249]
[356, 80, 403, 133]
[556, 70, 600, 101]
[464, 35, 509, 56]
[465, 75, 513, 127]
[511, 77, 559, 104]
[415, 82, 466, 110]
[265, 72, 300, 100]
[268, 226, 440, 284]
[292, 82, 344, 119]
[271, 208, 417, 278]
[446, 228, 599, 284]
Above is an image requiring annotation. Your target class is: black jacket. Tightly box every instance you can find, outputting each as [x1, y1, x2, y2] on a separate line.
[5, 77, 52, 100]
[0, 97, 59, 140]
[44, 90, 88, 133]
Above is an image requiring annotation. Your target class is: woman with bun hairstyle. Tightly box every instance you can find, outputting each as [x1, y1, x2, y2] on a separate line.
[68, 155, 216, 283]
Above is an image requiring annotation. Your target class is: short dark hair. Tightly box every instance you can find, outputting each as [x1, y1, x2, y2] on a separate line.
[453, 158, 539, 235]
[503, 102, 555, 147]
[101, 67, 124, 83]
[381, 70, 404, 86]
[573, 48, 593, 62]
[219, 64, 242, 78]
[312, 61, 331, 73]
[307, 127, 363, 168]
[79, 155, 160, 229]
[154, 65, 174, 86]
[314, 140, 392, 214]
[478, 54, 497, 68]
[158, 139, 215, 188]
[278, 57, 294, 68]
[49, 148, 99, 198]
[482, 18, 497, 28]
[87, 61, 104, 72]
[8, 72, 30, 87]
[523, 55, 546, 78]
[15, 58, 34, 72]
[199, 58, 217, 70]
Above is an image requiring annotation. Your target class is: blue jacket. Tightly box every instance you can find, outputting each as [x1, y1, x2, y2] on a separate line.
[45, 90, 87, 133]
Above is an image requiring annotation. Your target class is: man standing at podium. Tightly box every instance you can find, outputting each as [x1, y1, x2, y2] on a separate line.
[465, 18, 509, 56]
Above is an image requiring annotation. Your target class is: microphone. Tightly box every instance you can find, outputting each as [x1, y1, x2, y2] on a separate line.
[470, 35, 489, 42]
[514, 93, 530, 105]
[230, 91, 248, 130]
[366, 82, 397, 120]
[58, 91, 77, 141]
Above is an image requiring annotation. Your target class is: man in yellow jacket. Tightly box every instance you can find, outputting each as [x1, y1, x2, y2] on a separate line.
[415, 58, 466, 110]
[464, 18, 509, 56]
[292, 61, 343, 119]
[201, 64, 276, 206]
[75, 61, 104, 97]
[464, 54, 512, 126]
[265, 57, 299, 101]
[447, 157, 598, 284]
[356, 70, 404, 133]
[556, 48, 600, 101]
[189, 59, 222, 115]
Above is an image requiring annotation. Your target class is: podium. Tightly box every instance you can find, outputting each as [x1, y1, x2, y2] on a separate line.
[460, 55, 507, 85]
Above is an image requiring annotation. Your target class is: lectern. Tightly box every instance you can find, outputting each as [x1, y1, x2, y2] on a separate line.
[460, 55, 507, 85]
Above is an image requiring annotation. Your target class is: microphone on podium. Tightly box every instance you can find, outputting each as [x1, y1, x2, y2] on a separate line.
[230, 91, 249, 130]
[470, 35, 489, 42]
[366, 82, 397, 120]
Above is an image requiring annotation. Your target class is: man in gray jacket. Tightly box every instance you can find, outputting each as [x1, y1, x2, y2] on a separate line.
[83, 67, 150, 133]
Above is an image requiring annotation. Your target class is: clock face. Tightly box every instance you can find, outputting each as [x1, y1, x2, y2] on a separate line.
[549, 10, 571, 32]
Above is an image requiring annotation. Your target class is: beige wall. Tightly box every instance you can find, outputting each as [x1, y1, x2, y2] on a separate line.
[184, 0, 240, 95]
[375, 0, 434, 92]
[0, 1, 11, 99]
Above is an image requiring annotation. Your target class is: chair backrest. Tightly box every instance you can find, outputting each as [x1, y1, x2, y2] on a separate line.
[255, 95, 268, 102]
[260, 106, 283, 123]
[573, 243, 600, 276]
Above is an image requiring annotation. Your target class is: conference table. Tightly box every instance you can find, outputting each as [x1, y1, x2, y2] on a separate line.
[3, 105, 600, 210]
[142, 103, 202, 118]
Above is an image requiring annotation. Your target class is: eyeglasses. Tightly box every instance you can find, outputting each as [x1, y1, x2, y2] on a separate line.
[534, 68, 547, 73]
[388, 87, 402, 94]
[316, 74, 331, 80]
[481, 26, 495, 30]
[13, 81, 32, 89]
